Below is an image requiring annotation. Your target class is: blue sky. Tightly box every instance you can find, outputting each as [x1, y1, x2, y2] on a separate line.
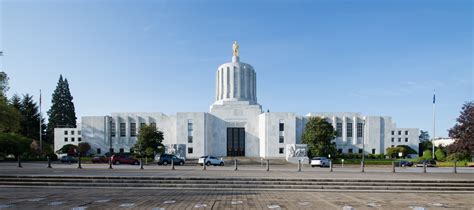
[1, 0, 472, 137]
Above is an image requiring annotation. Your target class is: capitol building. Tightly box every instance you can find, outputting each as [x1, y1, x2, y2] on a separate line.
[54, 42, 420, 160]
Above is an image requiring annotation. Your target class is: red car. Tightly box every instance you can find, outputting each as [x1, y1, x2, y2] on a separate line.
[111, 155, 139, 165]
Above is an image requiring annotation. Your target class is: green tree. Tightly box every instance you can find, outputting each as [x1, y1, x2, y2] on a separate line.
[17, 94, 45, 140]
[56, 144, 78, 156]
[47, 75, 77, 144]
[133, 124, 164, 158]
[0, 133, 31, 157]
[0, 99, 21, 133]
[0, 71, 9, 100]
[435, 148, 446, 161]
[447, 101, 474, 157]
[386, 146, 409, 158]
[302, 117, 337, 158]
[422, 150, 433, 160]
[77, 142, 91, 156]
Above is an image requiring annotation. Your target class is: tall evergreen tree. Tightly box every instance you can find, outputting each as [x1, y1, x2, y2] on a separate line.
[47, 75, 77, 143]
[10, 94, 21, 110]
[18, 94, 44, 140]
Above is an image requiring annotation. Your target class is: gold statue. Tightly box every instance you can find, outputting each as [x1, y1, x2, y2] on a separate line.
[232, 41, 239, 56]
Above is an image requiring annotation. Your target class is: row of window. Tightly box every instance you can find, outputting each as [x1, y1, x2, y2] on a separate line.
[110, 122, 156, 137]
[64, 130, 81, 135]
[391, 137, 409, 142]
[337, 148, 377, 154]
[335, 123, 363, 138]
[392, 130, 409, 135]
[64, 137, 82, 142]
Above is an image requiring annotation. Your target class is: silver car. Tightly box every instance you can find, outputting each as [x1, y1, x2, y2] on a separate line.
[198, 155, 224, 166]
[310, 157, 330, 167]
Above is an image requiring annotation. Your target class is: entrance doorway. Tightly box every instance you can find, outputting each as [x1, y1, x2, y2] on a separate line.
[227, 128, 245, 156]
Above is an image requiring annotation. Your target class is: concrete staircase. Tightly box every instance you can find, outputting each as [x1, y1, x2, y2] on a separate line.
[0, 175, 473, 192]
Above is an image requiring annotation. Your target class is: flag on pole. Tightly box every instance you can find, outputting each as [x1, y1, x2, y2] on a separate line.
[433, 90, 436, 104]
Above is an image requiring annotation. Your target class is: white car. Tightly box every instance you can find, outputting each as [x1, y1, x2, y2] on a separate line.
[198, 155, 224, 166]
[310, 157, 330, 167]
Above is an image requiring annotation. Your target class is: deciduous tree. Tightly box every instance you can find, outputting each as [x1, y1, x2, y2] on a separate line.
[448, 101, 474, 158]
[133, 125, 164, 158]
[302, 117, 337, 158]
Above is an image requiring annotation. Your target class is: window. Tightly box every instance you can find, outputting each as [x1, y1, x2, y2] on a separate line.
[398, 138, 401, 142]
[71, 130, 75, 135]
[78, 137, 82, 142]
[129, 148, 133, 153]
[188, 147, 193, 154]
[110, 148, 114, 154]
[405, 138, 408, 142]
[97, 148, 101, 154]
[150, 122, 156, 128]
[359, 149, 363, 154]
[71, 137, 75, 142]
[357, 123, 363, 137]
[279, 147, 284, 154]
[391, 138, 394, 142]
[119, 148, 124, 153]
[405, 130, 409, 135]
[64, 130, 68, 135]
[64, 137, 68, 142]
[391, 145, 394, 147]
[130, 123, 136, 137]
[398, 131, 402, 135]
[279, 136, 284, 143]
[391, 131, 394, 135]
[372, 149, 376, 154]
[140, 123, 145, 129]
[78, 131, 81, 135]
[187, 119, 193, 143]
[336, 123, 342, 137]
[347, 123, 353, 137]
[348, 148, 353, 153]
[338, 149, 343, 154]
[111, 122, 116, 137]
[120, 123, 126, 137]
[279, 122, 284, 131]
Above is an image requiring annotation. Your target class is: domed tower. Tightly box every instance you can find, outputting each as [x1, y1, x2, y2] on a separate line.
[212, 41, 258, 106]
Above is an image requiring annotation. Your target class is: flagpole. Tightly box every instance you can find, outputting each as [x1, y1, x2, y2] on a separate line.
[432, 89, 435, 159]
[39, 89, 42, 155]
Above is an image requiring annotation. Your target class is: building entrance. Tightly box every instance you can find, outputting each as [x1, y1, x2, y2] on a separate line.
[227, 128, 245, 156]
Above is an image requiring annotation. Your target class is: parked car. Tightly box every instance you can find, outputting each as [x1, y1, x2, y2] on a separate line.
[111, 155, 139, 165]
[198, 155, 224, 166]
[415, 160, 437, 167]
[91, 155, 109, 163]
[60, 156, 78, 163]
[156, 154, 185, 166]
[397, 160, 414, 167]
[310, 157, 330, 167]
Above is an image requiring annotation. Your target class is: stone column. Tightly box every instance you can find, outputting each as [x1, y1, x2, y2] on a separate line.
[125, 117, 130, 145]
[342, 116, 347, 143]
[353, 116, 357, 145]
[115, 117, 120, 148]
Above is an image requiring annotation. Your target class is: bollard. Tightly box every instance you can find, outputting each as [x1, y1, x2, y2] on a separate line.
[77, 155, 82, 169]
[360, 161, 365, 173]
[202, 162, 207, 170]
[453, 161, 457, 174]
[17, 156, 22, 168]
[171, 159, 175, 170]
[266, 159, 270, 171]
[234, 159, 238, 171]
[392, 161, 395, 173]
[109, 157, 113, 169]
[298, 160, 302, 172]
[47, 156, 52, 168]
[423, 162, 427, 173]
[140, 158, 144, 170]
[330, 160, 333, 172]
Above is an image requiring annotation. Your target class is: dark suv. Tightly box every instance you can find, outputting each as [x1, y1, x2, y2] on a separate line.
[157, 154, 185, 166]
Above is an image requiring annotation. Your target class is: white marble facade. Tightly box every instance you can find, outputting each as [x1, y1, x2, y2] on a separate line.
[56, 51, 420, 159]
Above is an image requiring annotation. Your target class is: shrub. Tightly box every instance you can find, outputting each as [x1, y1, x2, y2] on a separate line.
[435, 148, 446, 161]
[421, 150, 432, 160]
[446, 152, 470, 162]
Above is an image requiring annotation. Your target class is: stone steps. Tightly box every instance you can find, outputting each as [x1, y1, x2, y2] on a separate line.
[1, 175, 473, 192]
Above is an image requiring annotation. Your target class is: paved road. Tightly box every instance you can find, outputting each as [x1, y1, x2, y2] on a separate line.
[0, 162, 473, 181]
[0, 187, 472, 210]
